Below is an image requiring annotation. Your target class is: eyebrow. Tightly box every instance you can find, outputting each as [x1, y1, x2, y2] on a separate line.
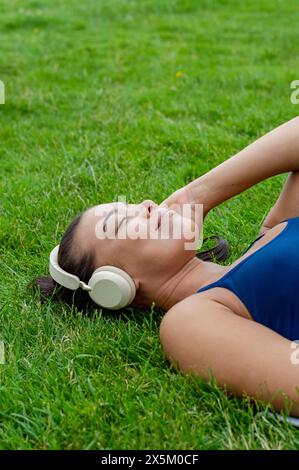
[102, 203, 130, 234]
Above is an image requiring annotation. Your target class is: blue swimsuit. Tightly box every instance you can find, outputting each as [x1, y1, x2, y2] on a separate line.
[196, 216, 299, 341]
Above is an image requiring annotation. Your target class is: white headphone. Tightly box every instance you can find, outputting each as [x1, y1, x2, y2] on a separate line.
[49, 245, 136, 310]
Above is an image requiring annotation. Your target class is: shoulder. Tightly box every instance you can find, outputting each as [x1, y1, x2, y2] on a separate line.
[159, 292, 242, 358]
[160, 292, 237, 337]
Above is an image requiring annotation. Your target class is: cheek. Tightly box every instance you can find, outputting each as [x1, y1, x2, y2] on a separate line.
[111, 226, 196, 276]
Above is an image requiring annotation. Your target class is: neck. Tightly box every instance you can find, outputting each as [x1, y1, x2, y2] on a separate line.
[154, 256, 227, 310]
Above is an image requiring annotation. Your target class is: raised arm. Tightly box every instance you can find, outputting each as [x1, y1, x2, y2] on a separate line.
[187, 116, 299, 214]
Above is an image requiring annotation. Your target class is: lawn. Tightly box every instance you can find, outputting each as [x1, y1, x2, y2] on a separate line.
[0, 0, 299, 450]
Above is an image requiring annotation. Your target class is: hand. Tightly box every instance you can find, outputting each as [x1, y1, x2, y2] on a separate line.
[160, 185, 194, 208]
[160, 185, 210, 220]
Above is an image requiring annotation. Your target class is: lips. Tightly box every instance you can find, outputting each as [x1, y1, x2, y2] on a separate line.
[157, 211, 162, 229]
[153, 207, 169, 229]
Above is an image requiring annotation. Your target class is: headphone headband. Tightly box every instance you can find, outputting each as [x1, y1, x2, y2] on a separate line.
[49, 245, 80, 290]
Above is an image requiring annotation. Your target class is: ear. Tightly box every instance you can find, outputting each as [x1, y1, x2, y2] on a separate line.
[133, 278, 140, 291]
[129, 278, 144, 308]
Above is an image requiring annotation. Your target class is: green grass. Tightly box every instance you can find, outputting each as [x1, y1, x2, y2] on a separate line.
[0, 0, 299, 450]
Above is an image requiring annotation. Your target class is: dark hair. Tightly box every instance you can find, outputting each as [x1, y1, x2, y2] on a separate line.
[196, 235, 229, 263]
[32, 212, 97, 312]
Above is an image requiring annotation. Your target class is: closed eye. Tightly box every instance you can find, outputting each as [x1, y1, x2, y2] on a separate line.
[116, 216, 127, 234]
[116, 215, 134, 235]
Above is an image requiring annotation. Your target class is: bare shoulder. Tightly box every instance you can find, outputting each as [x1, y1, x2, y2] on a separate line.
[160, 291, 238, 334]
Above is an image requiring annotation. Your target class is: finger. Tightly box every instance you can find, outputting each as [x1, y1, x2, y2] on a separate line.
[159, 200, 170, 208]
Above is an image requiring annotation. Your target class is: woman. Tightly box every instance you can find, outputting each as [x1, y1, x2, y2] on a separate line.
[36, 116, 299, 418]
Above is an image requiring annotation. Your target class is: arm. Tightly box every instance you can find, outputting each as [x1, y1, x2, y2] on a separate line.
[259, 171, 299, 235]
[160, 296, 299, 417]
[187, 116, 299, 215]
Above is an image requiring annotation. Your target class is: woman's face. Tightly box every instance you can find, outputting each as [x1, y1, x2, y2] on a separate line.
[76, 200, 201, 305]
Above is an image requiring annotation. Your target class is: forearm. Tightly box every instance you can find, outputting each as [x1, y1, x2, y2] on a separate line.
[188, 116, 299, 213]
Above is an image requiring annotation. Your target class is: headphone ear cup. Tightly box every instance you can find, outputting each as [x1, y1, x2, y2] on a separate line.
[88, 267, 136, 310]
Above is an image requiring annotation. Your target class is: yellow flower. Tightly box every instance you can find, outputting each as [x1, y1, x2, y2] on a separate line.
[175, 71, 183, 78]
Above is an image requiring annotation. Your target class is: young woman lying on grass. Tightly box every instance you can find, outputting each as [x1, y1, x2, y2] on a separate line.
[35, 116, 299, 418]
